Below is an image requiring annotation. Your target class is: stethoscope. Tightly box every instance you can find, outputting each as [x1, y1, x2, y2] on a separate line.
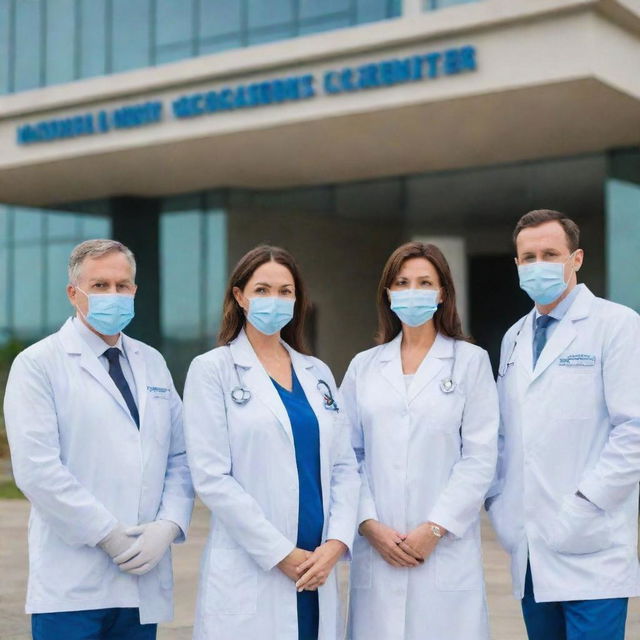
[439, 339, 458, 394]
[230, 364, 339, 411]
[497, 316, 528, 377]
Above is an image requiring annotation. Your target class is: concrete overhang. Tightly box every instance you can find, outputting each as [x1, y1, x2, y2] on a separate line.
[1, 0, 640, 207]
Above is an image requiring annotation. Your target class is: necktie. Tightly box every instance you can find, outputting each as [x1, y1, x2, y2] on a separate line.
[533, 315, 554, 368]
[104, 347, 140, 428]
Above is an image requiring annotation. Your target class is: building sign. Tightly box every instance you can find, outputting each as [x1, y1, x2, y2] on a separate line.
[16, 45, 476, 145]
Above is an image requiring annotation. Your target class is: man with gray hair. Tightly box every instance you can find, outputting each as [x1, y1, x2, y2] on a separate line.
[4, 239, 194, 640]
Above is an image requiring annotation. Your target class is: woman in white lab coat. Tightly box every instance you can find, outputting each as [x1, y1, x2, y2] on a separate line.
[183, 245, 359, 640]
[342, 241, 498, 640]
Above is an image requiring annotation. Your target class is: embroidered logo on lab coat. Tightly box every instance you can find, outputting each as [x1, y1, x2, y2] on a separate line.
[558, 354, 596, 367]
[147, 385, 170, 398]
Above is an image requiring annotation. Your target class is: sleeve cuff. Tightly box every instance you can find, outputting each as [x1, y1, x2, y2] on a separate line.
[427, 509, 469, 540]
[260, 538, 297, 572]
[577, 476, 627, 513]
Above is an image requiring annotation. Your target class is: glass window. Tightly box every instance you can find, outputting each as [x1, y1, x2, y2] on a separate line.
[14, 0, 43, 92]
[199, 35, 242, 56]
[0, 204, 9, 244]
[357, 0, 399, 22]
[199, 0, 242, 39]
[299, 0, 350, 20]
[247, 25, 295, 45]
[160, 208, 202, 339]
[0, 0, 11, 94]
[45, 0, 76, 85]
[111, 0, 152, 73]
[81, 214, 110, 239]
[204, 209, 227, 338]
[47, 211, 78, 241]
[79, 0, 107, 79]
[155, 0, 194, 64]
[13, 245, 43, 336]
[247, 0, 293, 30]
[299, 14, 351, 36]
[428, 0, 479, 9]
[46, 241, 76, 332]
[13, 208, 43, 243]
[0, 246, 7, 333]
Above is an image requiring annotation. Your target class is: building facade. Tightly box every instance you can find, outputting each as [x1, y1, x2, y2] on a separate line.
[1, 0, 640, 385]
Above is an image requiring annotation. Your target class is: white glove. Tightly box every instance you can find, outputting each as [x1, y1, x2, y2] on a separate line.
[114, 520, 181, 575]
[98, 523, 138, 560]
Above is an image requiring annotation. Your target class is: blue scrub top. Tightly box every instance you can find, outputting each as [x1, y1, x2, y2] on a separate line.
[272, 367, 323, 640]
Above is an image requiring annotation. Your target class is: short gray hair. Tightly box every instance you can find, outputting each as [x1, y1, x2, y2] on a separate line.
[68, 239, 136, 285]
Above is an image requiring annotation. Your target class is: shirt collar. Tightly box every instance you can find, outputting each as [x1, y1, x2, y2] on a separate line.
[72, 316, 124, 358]
[535, 283, 583, 322]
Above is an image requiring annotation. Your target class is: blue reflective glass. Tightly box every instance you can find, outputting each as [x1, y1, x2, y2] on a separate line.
[155, 0, 194, 63]
[248, 25, 294, 45]
[199, 0, 241, 38]
[13, 245, 43, 335]
[13, 208, 43, 242]
[204, 209, 227, 337]
[428, 0, 479, 8]
[0, 0, 10, 93]
[247, 0, 293, 29]
[357, 0, 396, 22]
[80, 214, 110, 239]
[299, 0, 350, 20]
[45, 0, 76, 85]
[0, 204, 9, 244]
[160, 208, 201, 339]
[199, 35, 242, 55]
[14, 0, 43, 92]
[79, 0, 107, 79]
[46, 241, 76, 331]
[111, 0, 151, 73]
[299, 14, 351, 35]
[47, 211, 79, 241]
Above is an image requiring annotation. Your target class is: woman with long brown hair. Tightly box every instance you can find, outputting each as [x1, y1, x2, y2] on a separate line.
[341, 241, 498, 640]
[182, 245, 359, 640]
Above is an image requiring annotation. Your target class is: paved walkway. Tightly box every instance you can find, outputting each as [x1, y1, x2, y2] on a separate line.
[1, 500, 638, 639]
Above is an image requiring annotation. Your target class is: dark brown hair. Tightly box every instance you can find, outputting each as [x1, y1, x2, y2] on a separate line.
[375, 242, 469, 344]
[513, 210, 580, 253]
[217, 245, 310, 353]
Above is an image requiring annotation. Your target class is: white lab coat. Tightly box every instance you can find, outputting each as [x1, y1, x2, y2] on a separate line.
[488, 284, 640, 602]
[341, 332, 498, 640]
[182, 329, 360, 640]
[3, 318, 194, 623]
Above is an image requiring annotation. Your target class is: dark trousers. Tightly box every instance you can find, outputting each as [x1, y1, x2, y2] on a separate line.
[521, 562, 628, 640]
[32, 607, 157, 640]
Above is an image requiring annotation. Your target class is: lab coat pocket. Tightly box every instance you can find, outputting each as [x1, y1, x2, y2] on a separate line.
[548, 494, 612, 555]
[350, 538, 372, 589]
[435, 535, 482, 591]
[205, 548, 258, 615]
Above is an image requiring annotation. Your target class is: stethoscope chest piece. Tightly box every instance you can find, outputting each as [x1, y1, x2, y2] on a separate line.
[440, 378, 456, 394]
[231, 386, 251, 406]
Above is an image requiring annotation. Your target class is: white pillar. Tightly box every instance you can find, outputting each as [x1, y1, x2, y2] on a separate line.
[403, 0, 424, 18]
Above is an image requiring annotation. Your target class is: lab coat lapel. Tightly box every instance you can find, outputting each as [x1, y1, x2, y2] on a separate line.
[378, 333, 406, 402]
[58, 318, 133, 421]
[229, 330, 293, 445]
[408, 333, 451, 403]
[286, 347, 334, 514]
[530, 286, 593, 384]
[122, 334, 148, 428]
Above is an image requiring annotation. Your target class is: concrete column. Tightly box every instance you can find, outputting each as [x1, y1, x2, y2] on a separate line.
[109, 196, 162, 348]
[403, 0, 424, 18]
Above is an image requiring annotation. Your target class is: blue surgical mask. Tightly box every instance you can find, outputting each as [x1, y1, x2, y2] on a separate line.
[517, 253, 575, 305]
[76, 287, 135, 335]
[247, 296, 295, 336]
[389, 289, 439, 327]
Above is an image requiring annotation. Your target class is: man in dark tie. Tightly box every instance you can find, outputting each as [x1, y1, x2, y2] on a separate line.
[4, 239, 194, 640]
[486, 210, 640, 640]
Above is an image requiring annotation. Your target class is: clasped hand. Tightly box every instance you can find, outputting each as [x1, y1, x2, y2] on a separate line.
[360, 520, 443, 567]
[99, 520, 180, 576]
[277, 540, 347, 592]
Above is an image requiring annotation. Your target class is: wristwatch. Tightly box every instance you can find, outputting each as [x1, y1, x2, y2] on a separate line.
[430, 524, 444, 539]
